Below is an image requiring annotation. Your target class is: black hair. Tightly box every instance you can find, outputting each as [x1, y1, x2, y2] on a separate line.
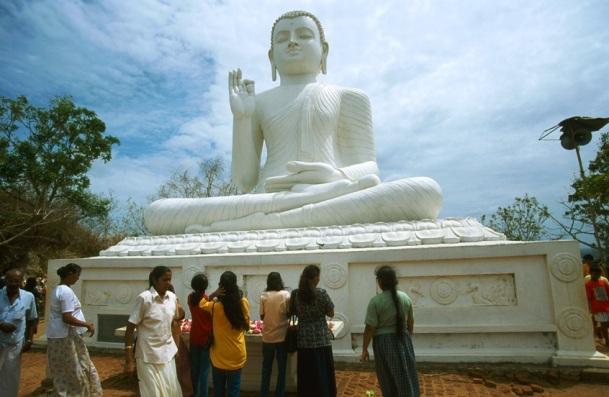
[265, 272, 285, 292]
[218, 271, 248, 331]
[57, 263, 81, 279]
[149, 266, 171, 288]
[583, 254, 594, 263]
[5, 267, 23, 278]
[24, 277, 37, 291]
[190, 273, 209, 306]
[590, 264, 602, 273]
[376, 265, 405, 338]
[297, 265, 320, 304]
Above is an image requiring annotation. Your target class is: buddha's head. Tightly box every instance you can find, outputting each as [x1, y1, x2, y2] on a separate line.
[269, 11, 329, 81]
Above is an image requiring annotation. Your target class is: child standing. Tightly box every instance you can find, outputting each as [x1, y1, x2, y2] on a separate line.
[260, 272, 291, 397]
[585, 264, 609, 346]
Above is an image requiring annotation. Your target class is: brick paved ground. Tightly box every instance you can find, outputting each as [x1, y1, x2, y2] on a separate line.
[18, 320, 609, 397]
[20, 345, 609, 397]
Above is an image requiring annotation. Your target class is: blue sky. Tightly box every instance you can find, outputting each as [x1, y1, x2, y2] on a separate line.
[1, 0, 608, 221]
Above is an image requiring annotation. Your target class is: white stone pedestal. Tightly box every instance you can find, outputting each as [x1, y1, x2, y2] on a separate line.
[48, 239, 609, 368]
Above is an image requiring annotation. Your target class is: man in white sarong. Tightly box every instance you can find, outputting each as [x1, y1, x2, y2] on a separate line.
[0, 269, 38, 397]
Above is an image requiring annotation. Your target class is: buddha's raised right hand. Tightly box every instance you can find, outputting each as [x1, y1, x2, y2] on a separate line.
[229, 68, 255, 118]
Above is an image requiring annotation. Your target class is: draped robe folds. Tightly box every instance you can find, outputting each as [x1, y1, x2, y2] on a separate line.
[144, 83, 443, 235]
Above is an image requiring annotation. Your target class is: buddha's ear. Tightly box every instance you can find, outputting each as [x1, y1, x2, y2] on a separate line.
[268, 49, 277, 81]
[321, 42, 329, 75]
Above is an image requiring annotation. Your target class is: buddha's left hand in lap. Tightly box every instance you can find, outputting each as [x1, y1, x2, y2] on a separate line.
[264, 161, 347, 192]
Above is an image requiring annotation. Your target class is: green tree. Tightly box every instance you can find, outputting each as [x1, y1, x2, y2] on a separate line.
[555, 132, 609, 262]
[156, 157, 238, 199]
[0, 95, 119, 268]
[111, 197, 149, 237]
[481, 194, 552, 241]
[114, 157, 238, 236]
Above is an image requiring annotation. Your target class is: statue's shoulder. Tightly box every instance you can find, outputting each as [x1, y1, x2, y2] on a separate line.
[321, 83, 367, 96]
[324, 84, 370, 106]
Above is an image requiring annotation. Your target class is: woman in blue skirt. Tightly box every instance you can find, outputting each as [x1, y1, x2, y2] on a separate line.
[360, 265, 420, 397]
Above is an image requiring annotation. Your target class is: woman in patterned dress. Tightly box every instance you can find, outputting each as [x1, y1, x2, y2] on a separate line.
[46, 263, 102, 396]
[290, 265, 336, 397]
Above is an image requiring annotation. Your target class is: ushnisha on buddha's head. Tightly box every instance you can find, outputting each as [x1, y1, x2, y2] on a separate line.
[268, 11, 329, 81]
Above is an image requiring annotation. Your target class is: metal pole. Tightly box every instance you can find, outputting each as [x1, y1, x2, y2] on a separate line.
[574, 145, 586, 179]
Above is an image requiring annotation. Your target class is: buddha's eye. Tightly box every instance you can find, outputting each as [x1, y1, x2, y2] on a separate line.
[297, 28, 314, 40]
[275, 32, 289, 43]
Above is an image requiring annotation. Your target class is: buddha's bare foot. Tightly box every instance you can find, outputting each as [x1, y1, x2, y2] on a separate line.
[185, 224, 208, 234]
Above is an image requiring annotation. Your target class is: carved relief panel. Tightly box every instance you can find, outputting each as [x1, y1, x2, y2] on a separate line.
[83, 281, 148, 308]
[398, 274, 517, 308]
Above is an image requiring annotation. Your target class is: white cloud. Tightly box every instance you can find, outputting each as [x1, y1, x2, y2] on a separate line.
[1, 0, 608, 221]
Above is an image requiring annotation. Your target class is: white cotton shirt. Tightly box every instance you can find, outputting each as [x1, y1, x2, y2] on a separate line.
[46, 285, 87, 338]
[0, 287, 38, 346]
[260, 290, 290, 343]
[128, 287, 178, 364]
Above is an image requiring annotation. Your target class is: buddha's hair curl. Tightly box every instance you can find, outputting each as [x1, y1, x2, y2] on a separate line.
[270, 10, 327, 48]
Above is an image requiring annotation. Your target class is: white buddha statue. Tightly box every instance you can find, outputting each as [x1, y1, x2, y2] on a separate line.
[144, 10, 443, 235]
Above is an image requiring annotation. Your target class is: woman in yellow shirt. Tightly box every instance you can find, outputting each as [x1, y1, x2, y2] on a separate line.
[200, 271, 250, 397]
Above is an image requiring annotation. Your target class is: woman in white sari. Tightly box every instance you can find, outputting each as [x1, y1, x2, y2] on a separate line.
[124, 266, 183, 397]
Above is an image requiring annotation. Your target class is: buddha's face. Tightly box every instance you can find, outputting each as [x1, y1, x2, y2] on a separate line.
[270, 15, 328, 77]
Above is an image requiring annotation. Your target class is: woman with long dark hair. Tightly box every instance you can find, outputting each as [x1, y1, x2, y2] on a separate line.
[291, 265, 336, 397]
[124, 265, 183, 397]
[259, 272, 290, 397]
[360, 265, 419, 397]
[199, 271, 250, 397]
[46, 263, 102, 396]
[188, 273, 212, 397]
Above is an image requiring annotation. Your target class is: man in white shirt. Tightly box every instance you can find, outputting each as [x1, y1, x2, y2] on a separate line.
[0, 268, 38, 397]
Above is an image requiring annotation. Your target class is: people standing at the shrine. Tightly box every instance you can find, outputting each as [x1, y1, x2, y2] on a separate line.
[290, 265, 336, 397]
[585, 264, 609, 346]
[199, 271, 250, 397]
[46, 263, 102, 396]
[0, 268, 38, 397]
[125, 266, 183, 397]
[259, 272, 290, 397]
[188, 273, 213, 397]
[360, 265, 419, 397]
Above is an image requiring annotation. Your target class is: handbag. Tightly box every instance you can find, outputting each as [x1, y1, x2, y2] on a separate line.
[285, 314, 298, 353]
[285, 293, 298, 353]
